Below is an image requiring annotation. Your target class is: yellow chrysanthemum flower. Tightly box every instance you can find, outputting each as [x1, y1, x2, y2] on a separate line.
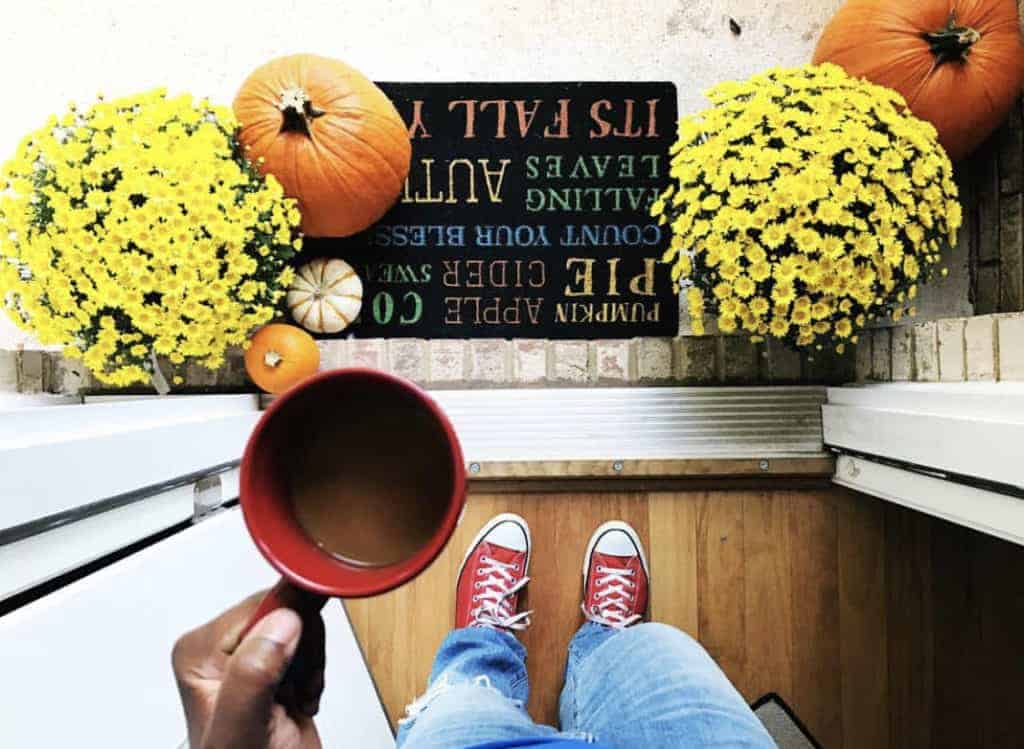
[0, 89, 303, 386]
[654, 63, 960, 351]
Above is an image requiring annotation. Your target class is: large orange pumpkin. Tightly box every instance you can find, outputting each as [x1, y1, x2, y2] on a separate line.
[244, 323, 320, 394]
[233, 54, 411, 237]
[813, 0, 1024, 162]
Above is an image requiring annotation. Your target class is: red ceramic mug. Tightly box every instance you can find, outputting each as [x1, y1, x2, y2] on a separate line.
[237, 367, 467, 636]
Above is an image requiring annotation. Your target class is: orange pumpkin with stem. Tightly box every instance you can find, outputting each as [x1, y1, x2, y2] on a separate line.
[244, 324, 320, 394]
[233, 53, 411, 237]
[813, 0, 1024, 162]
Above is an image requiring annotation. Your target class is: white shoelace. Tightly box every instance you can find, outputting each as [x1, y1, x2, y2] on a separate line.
[583, 563, 641, 629]
[470, 554, 532, 631]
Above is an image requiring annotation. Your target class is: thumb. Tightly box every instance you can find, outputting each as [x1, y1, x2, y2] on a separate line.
[205, 608, 302, 748]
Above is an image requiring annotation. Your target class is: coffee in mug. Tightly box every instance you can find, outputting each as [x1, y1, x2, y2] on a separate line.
[277, 377, 454, 567]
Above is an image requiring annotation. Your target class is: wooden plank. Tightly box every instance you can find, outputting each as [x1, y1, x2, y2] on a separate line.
[872, 328, 892, 382]
[349, 492, 653, 728]
[696, 492, 747, 687]
[890, 325, 913, 381]
[516, 491, 650, 726]
[803, 344, 856, 385]
[346, 484, 1024, 746]
[740, 491, 793, 702]
[975, 137, 1001, 265]
[396, 547, 452, 712]
[515, 490, 594, 726]
[721, 335, 759, 384]
[998, 101, 1023, 196]
[957, 156, 979, 308]
[885, 504, 934, 749]
[977, 532, 1024, 748]
[765, 337, 802, 384]
[974, 263, 1000, 315]
[470, 457, 834, 481]
[999, 192, 1023, 312]
[471, 476, 833, 495]
[855, 333, 873, 383]
[348, 494, 507, 724]
[648, 492, 699, 636]
[785, 489, 842, 749]
[346, 577, 402, 722]
[837, 489, 890, 749]
[930, 518, 983, 749]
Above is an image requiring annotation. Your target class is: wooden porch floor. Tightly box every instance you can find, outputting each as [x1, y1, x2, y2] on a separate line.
[347, 487, 1024, 748]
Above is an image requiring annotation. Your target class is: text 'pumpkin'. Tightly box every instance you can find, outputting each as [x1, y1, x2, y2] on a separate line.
[233, 54, 412, 237]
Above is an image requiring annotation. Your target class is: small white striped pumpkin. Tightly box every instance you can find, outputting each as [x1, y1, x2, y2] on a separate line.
[287, 258, 363, 334]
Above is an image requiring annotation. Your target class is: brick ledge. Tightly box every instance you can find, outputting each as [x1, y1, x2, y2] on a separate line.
[2, 334, 856, 395]
[855, 312, 1024, 383]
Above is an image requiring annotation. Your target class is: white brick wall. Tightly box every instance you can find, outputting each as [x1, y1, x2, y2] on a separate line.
[7, 302, 999, 399]
[964, 316, 997, 380]
[551, 342, 592, 384]
[2, 332, 861, 395]
[999, 315, 1024, 379]
[937, 319, 966, 382]
[859, 313, 1024, 384]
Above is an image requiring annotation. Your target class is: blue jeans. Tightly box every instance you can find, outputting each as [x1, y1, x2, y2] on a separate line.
[396, 622, 776, 748]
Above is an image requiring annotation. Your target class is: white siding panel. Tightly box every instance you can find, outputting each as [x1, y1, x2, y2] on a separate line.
[0, 412, 258, 531]
[835, 455, 1024, 547]
[823, 384, 1024, 489]
[0, 394, 258, 449]
[0, 467, 238, 601]
[0, 509, 394, 749]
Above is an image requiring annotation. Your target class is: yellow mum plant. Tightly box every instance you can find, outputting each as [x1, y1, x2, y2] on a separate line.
[652, 63, 962, 352]
[0, 89, 301, 387]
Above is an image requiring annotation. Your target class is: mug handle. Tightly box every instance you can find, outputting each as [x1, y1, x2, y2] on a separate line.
[238, 578, 328, 642]
[235, 578, 329, 710]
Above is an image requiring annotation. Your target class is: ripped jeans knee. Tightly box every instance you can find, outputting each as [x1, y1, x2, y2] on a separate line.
[400, 673, 526, 726]
[398, 672, 599, 748]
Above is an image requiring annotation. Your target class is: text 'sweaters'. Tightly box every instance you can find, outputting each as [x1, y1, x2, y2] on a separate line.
[306, 82, 679, 339]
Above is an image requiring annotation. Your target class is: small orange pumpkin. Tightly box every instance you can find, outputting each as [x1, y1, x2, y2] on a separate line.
[233, 53, 411, 237]
[813, 0, 1024, 162]
[244, 323, 320, 394]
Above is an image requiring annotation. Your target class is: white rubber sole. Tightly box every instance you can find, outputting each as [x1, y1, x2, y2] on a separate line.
[457, 512, 532, 584]
[581, 520, 650, 588]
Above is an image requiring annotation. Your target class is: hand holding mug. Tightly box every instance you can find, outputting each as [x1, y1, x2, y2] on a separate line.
[172, 591, 326, 749]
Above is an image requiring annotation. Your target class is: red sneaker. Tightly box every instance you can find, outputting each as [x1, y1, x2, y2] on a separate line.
[455, 513, 532, 632]
[582, 520, 650, 629]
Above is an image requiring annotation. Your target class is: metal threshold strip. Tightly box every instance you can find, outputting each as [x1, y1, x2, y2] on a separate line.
[428, 386, 831, 479]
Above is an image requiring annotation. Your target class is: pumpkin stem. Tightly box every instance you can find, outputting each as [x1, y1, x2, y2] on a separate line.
[278, 88, 325, 136]
[264, 350, 283, 368]
[923, 12, 982, 65]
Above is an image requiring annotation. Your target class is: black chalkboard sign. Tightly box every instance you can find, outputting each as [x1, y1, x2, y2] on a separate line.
[306, 82, 678, 339]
